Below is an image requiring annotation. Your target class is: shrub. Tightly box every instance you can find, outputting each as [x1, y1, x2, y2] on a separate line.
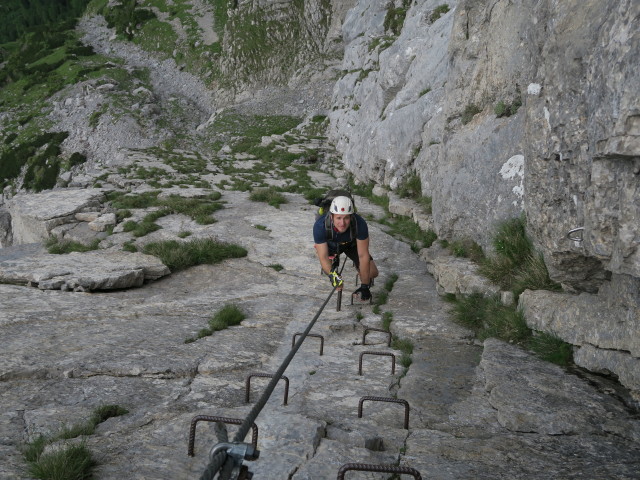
[142, 238, 247, 272]
[494, 97, 522, 118]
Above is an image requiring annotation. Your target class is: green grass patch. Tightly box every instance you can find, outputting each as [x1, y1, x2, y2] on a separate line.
[28, 442, 95, 480]
[268, 264, 284, 271]
[250, 187, 288, 208]
[208, 304, 246, 332]
[45, 237, 100, 254]
[384, 273, 399, 292]
[379, 215, 437, 253]
[430, 4, 450, 22]
[381, 311, 393, 330]
[478, 216, 561, 297]
[443, 238, 485, 262]
[392, 337, 414, 369]
[142, 238, 247, 272]
[23, 404, 127, 479]
[527, 332, 574, 366]
[461, 104, 482, 125]
[450, 293, 530, 344]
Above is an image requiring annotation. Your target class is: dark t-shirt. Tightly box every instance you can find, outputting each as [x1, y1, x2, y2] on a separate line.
[313, 213, 369, 254]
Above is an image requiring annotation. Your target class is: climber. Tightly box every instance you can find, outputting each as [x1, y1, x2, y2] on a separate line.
[313, 195, 378, 302]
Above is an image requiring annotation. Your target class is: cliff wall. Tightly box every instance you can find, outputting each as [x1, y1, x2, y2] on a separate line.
[327, 0, 639, 396]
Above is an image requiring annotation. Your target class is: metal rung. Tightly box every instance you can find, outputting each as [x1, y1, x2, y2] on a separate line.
[358, 396, 410, 429]
[359, 350, 396, 375]
[245, 373, 290, 405]
[188, 415, 258, 457]
[292, 333, 324, 355]
[337, 462, 422, 479]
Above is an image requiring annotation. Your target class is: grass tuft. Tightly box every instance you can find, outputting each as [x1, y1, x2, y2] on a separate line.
[45, 238, 100, 255]
[208, 304, 245, 332]
[450, 293, 530, 344]
[142, 238, 247, 272]
[28, 443, 95, 480]
[528, 332, 574, 366]
[478, 216, 560, 297]
[250, 187, 288, 208]
[381, 311, 393, 331]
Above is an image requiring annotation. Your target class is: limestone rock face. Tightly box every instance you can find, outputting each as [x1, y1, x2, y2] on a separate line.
[329, 0, 639, 290]
[519, 273, 640, 399]
[327, 0, 639, 396]
[0, 250, 170, 291]
[523, 0, 640, 290]
[5, 189, 106, 245]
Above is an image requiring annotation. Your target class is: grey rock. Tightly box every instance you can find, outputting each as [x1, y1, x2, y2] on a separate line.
[0, 208, 12, 247]
[0, 250, 170, 291]
[520, 275, 640, 399]
[5, 189, 106, 245]
[419, 246, 499, 297]
[480, 338, 639, 438]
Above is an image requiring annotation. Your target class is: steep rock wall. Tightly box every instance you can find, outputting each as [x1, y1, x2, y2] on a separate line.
[327, 0, 639, 396]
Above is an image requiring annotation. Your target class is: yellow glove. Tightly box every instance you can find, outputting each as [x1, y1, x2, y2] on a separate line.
[329, 270, 343, 287]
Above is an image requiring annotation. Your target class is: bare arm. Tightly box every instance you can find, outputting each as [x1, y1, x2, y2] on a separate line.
[356, 237, 371, 285]
[314, 242, 334, 275]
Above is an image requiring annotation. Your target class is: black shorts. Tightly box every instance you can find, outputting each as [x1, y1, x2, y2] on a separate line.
[331, 242, 373, 270]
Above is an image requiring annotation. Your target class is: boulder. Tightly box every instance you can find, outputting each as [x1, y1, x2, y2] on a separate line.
[5, 189, 106, 245]
[0, 250, 170, 291]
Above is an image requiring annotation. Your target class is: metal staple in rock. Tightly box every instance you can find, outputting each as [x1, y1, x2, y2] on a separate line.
[199, 286, 338, 480]
[337, 462, 422, 479]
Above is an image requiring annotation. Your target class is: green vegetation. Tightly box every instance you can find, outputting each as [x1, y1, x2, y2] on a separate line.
[28, 443, 95, 480]
[143, 238, 247, 272]
[379, 215, 437, 253]
[528, 332, 574, 366]
[0, 0, 91, 43]
[419, 87, 431, 97]
[461, 104, 482, 125]
[46, 237, 100, 254]
[478, 216, 561, 298]
[396, 173, 433, 213]
[23, 404, 128, 480]
[448, 216, 569, 365]
[392, 337, 414, 369]
[268, 264, 284, 272]
[101, 0, 156, 40]
[440, 238, 485, 263]
[0, 132, 72, 191]
[384, 0, 411, 36]
[430, 4, 450, 23]
[185, 304, 246, 342]
[107, 191, 224, 239]
[494, 97, 522, 118]
[450, 293, 573, 366]
[250, 187, 288, 208]
[381, 311, 393, 330]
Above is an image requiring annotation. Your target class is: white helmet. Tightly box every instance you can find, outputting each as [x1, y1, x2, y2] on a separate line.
[329, 196, 354, 214]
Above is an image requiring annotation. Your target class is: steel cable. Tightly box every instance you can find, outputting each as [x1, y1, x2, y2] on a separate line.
[200, 285, 338, 480]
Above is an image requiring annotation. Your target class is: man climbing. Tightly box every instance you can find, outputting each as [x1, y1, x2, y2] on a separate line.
[313, 195, 379, 302]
